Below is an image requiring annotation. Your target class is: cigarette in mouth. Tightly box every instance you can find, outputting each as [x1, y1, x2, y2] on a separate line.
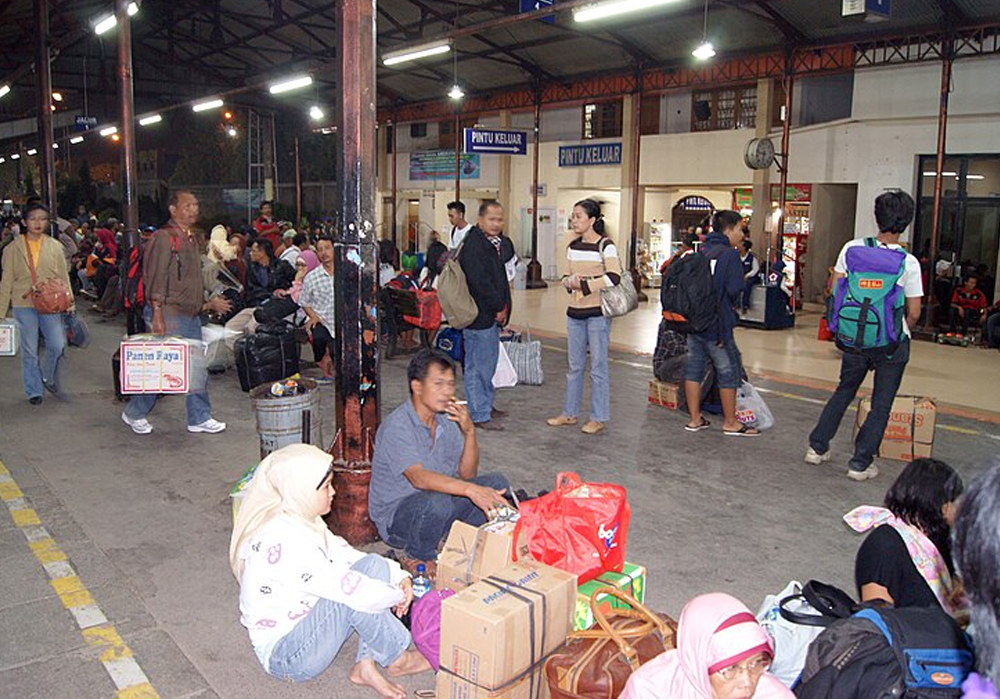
[452, 400, 468, 405]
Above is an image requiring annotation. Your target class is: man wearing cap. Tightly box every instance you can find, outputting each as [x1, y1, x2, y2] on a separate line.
[278, 230, 306, 265]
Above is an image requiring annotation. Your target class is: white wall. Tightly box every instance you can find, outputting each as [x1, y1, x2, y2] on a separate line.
[640, 129, 756, 185]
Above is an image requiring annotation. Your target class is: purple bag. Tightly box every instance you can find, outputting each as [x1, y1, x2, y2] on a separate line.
[410, 588, 455, 671]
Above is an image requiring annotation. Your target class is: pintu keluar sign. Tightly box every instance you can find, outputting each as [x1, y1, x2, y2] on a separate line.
[463, 128, 528, 156]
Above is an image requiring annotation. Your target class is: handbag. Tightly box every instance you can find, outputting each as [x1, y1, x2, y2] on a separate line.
[735, 380, 775, 430]
[512, 472, 631, 584]
[502, 327, 543, 385]
[545, 588, 677, 699]
[755, 581, 827, 687]
[23, 241, 73, 315]
[435, 241, 479, 329]
[402, 289, 443, 331]
[598, 242, 638, 318]
[434, 326, 464, 363]
[491, 339, 518, 388]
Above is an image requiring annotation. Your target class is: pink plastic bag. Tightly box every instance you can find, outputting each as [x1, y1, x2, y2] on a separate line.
[411, 588, 455, 671]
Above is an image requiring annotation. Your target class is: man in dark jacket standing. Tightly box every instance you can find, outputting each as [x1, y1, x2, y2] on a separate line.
[684, 209, 759, 436]
[459, 201, 511, 431]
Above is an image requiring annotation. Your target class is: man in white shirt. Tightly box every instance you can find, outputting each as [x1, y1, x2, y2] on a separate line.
[279, 230, 305, 265]
[805, 191, 924, 481]
[446, 201, 473, 250]
[299, 236, 336, 381]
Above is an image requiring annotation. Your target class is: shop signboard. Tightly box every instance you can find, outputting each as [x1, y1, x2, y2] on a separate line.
[558, 142, 622, 167]
[409, 150, 481, 181]
[463, 128, 528, 155]
[74, 116, 97, 131]
[520, 0, 555, 23]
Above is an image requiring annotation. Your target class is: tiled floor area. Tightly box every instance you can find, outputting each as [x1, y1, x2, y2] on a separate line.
[510, 285, 1000, 416]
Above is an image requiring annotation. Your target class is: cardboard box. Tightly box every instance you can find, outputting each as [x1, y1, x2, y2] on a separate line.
[438, 561, 576, 698]
[648, 379, 680, 410]
[119, 338, 191, 394]
[0, 320, 17, 357]
[437, 520, 529, 592]
[573, 562, 646, 631]
[855, 395, 936, 461]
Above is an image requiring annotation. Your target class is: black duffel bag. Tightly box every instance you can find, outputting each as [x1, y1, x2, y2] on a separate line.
[234, 322, 300, 392]
[203, 287, 245, 325]
[253, 296, 299, 324]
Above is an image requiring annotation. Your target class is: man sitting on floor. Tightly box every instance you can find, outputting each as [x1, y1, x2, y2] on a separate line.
[369, 350, 510, 571]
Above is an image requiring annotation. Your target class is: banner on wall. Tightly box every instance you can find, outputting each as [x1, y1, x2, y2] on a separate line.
[409, 150, 481, 181]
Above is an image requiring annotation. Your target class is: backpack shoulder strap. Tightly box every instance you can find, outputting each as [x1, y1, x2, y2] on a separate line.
[865, 237, 878, 249]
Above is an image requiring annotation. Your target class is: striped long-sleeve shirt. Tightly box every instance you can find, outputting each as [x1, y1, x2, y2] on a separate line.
[566, 236, 622, 319]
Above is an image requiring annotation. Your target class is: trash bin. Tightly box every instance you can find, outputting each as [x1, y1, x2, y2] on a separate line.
[250, 378, 323, 459]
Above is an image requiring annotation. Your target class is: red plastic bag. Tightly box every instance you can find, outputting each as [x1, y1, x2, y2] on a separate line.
[818, 317, 834, 342]
[512, 472, 630, 584]
[402, 290, 442, 331]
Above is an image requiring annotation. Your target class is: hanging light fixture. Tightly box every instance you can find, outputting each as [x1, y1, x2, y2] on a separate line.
[448, 35, 464, 101]
[692, 0, 716, 60]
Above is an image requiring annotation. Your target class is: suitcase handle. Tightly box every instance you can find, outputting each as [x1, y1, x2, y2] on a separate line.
[569, 586, 676, 670]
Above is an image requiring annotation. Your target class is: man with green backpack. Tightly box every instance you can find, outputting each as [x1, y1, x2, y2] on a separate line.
[805, 191, 924, 481]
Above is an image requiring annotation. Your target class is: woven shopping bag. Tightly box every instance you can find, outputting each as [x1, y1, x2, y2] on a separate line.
[501, 327, 543, 385]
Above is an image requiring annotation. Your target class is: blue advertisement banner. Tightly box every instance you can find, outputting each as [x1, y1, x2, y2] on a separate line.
[409, 150, 481, 181]
[463, 128, 528, 155]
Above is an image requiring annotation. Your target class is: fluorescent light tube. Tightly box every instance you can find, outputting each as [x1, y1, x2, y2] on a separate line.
[139, 114, 162, 126]
[269, 76, 313, 94]
[94, 14, 116, 34]
[0, 84, 9, 99]
[100, 126, 118, 136]
[575, 0, 682, 23]
[26, 148, 37, 155]
[192, 98, 224, 112]
[383, 40, 451, 66]
[70, 136, 84, 144]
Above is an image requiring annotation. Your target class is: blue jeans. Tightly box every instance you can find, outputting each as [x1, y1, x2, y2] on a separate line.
[124, 306, 212, 425]
[809, 339, 910, 473]
[563, 315, 611, 423]
[12, 307, 66, 399]
[385, 473, 510, 561]
[462, 324, 500, 423]
[267, 554, 410, 682]
[685, 334, 741, 389]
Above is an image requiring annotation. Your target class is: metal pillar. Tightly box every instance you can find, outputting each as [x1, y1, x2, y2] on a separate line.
[453, 110, 461, 203]
[247, 108, 263, 223]
[923, 42, 953, 332]
[294, 135, 302, 224]
[525, 93, 546, 289]
[325, 0, 380, 545]
[627, 87, 647, 302]
[390, 119, 398, 246]
[116, 0, 140, 334]
[35, 0, 56, 217]
[775, 71, 794, 270]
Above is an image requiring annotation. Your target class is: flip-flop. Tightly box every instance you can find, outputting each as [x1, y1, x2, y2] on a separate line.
[684, 419, 711, 432]
[724, 424, 761, 437]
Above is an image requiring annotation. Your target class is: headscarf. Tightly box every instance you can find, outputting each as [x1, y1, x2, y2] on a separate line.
[844, 506, 967, 616]
[229, 444, 335, 580]
[96, 227, 117, 258]
[619, 593, 794, 699]
[296, 249, 320, 274]
[207, 225, 237, 263]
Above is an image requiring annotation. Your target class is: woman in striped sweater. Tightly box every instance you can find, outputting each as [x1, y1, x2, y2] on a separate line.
[546, 199, 622, 435]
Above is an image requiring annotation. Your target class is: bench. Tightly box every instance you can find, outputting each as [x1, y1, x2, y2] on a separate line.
[380, 287, 434, 359]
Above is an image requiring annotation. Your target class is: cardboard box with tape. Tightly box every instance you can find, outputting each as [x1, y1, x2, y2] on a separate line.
[855, 395, 936, 461]
[648, 379, 680, 410]
[573, 561, 646, 631]
[436, 560, 576, 699]
[437, 520, 529, 592]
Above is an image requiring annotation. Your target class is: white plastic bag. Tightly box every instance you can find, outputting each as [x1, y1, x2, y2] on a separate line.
[491, 340, 518, 388]
[736, 380, 775, 430]
[755, 581, 825, 688]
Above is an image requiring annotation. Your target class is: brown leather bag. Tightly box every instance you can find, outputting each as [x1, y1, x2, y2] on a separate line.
[545, 587, 677, 699]
[23, 241, 72, 315]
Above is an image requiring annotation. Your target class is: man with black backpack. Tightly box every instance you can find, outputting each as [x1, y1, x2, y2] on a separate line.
[806, 191, 924, 480]
[665, 210, 759, 436]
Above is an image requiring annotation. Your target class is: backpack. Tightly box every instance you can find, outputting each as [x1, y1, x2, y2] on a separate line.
[121, 243, 144, 310]
[828, 238, 907, 351]
[795, 605, 974, 699]
[436, 241, 478, 329]
[660, 252, 718, 334]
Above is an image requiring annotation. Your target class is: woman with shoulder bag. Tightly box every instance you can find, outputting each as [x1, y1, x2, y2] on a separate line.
[546, 199, 621, 435]
[0, 203, 74, 404]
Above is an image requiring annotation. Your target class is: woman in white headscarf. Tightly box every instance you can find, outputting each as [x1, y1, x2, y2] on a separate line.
[229, 444, 429, 698]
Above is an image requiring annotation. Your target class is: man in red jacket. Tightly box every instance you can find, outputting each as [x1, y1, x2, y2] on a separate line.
[253, 200, 280, 248]
[950, 275, 988, 337]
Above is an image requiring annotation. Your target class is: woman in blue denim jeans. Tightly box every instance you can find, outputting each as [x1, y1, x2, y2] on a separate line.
[546, 199, 622, 435]
[230, 444, 430, 697]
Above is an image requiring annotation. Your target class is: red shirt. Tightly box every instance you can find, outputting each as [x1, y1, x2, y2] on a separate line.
[253, 216, 280, 247]
[952, 286, 987, 311]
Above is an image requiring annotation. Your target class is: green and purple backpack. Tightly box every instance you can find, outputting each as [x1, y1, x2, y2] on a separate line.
[828, 238, 907, 351]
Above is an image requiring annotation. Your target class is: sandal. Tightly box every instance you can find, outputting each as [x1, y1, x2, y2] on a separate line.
[724, 424, 761, 437]
[684, 419, 711, 432]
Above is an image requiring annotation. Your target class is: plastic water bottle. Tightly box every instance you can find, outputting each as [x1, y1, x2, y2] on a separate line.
[412, 564, 432, 599]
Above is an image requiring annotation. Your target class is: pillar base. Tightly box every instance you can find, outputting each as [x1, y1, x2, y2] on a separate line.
[526, 258, 548, 289]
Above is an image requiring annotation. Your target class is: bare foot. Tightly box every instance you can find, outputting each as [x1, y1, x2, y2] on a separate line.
[349, 659, 406, 699]
[386, 649, 432, 678]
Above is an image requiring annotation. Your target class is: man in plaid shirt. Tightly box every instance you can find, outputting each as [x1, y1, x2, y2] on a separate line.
[299, 236, 336, 381]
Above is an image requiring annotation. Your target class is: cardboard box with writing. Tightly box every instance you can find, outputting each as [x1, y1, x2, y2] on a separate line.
[437, 561, 576, 699]
[855, 395, 936, 462]
[573, 562, 646, 631]
[437, 520, 528, 592]
[648, 379, 680, 410]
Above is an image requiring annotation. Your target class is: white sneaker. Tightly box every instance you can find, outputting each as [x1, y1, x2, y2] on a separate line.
[121, 411, 153, 435]
[804, 447, 831, 465]
[188, 418, 226, 434]
[847, 463, 880, 481]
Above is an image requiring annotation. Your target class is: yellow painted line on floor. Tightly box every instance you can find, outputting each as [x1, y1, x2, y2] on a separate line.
[0, 459, 161, 698]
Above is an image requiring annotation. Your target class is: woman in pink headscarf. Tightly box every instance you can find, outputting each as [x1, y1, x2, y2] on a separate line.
[620, 593, 793, 699]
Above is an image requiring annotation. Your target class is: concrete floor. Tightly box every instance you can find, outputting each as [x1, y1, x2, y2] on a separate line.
[1, 299, 999, 698]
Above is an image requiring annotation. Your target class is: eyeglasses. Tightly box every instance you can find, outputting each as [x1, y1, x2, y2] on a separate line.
[713, 655, 771, 681]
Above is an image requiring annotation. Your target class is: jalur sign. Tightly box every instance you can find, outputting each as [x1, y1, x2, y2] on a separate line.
[463, 128, 528, 156]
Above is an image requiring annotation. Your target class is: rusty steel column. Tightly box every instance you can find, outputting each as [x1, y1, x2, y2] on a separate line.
[627, 84, 647, 301]
[326, 0, 380, 545]
[117, 0, 139, 281]
[454, 110, 461, 203]
[526, 93, 546, 289]
[776, 70, 794, 275]
[391, 119, 398, 248]
[924, 42, 953, 331]
[35, 0, 56, 218]
[294, 135, 302, 224]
